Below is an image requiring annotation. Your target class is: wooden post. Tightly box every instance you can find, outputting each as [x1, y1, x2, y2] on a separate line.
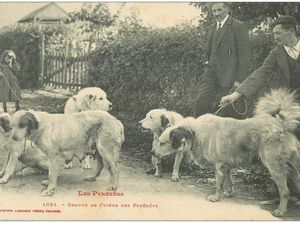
[63, 38, 69, 89]
[39, 32, 45, 87]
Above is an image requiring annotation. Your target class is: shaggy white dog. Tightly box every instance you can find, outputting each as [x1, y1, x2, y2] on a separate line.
[11, 110, 124, 196]
[156, 89, 300, 217]
[64, 87, 112, 169]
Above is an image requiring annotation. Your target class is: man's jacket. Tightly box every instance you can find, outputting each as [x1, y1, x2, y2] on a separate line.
[236, 45, 291, 99]
[206, 16, 251, 87]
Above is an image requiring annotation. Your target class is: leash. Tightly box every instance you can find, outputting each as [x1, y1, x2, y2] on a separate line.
[214, 87, 248, 116]
[229, 87, 248, 116]
[1, 72, 26, 106]
[1, 72, 68, 113]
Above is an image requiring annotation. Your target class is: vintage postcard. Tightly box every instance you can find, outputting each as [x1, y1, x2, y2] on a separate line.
[0, 1, 299, 221]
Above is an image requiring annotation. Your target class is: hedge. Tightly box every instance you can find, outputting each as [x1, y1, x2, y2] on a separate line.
[87, 25, 276, 161]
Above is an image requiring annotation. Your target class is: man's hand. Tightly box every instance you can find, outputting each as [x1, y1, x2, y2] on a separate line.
[220, 92, 242, 108]
[233, 81, 241, 89]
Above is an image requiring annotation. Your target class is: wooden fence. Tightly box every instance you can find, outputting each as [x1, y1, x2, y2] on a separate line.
[43, 50, 88, 90]
[40, 35, 89, 91]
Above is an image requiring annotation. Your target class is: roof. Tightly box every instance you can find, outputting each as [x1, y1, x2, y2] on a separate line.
[18, 3, 68, 23]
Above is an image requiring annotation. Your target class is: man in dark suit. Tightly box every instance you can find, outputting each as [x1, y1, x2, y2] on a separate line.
[220, 15, 300, 113]
[194, 2, 251, 117]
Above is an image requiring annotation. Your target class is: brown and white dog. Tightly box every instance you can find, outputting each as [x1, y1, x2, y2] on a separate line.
[0, 113, 49, 183]
[155, 89, 300, 217]
[139, 109, 190, 181]
[10, 110, 124, 196]
[64, 87, 113, 169]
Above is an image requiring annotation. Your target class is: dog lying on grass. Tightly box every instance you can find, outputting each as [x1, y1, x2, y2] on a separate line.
[155, 89, 300, 217]
[10, 110, 124, 196]
[64, 87, 113, 169]
[139, 109, 192, 181]
[0, 113, 48, 183]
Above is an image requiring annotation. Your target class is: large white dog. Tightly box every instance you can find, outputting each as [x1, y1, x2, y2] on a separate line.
[11, 110, 124, 196]
[64, 87, 113, 169]
[155, 89, 300, 217]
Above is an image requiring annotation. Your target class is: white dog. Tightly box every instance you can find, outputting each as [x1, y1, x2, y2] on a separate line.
[0, 113, 49, 183]
[11, 110, 124, 196]
[64, 87, 113, 169]
[139, 109, 191, 181]
[156, 89, 300, 217]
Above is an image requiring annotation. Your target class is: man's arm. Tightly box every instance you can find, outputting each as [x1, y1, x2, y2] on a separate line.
[220, 49, 277, 106]
[236, 49, 277, 99]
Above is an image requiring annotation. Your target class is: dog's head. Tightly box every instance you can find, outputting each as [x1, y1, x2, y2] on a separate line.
[154, 123, 196, 158]
[0, 113, 12, 135]
[77, 87, 112, 112]
[11, 110, 39, 141]
[138, 109, 182, 134]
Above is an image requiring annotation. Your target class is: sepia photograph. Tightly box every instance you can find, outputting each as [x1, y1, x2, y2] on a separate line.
[0, 1, 299, 221]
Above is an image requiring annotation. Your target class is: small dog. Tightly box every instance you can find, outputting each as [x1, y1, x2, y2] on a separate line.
[155, 89, 300, 217]
[139, 109, 190, 181]
[11, 110, 124, 196]
[0, 113, 49, 183]
[64, 87, 113, 169]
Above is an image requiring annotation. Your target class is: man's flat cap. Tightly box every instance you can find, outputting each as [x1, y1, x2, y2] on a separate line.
[270, 15, 297, 28]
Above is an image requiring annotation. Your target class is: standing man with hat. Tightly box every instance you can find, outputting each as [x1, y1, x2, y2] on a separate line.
[220, 15, 300, 125]
[194, 2, 251, 117]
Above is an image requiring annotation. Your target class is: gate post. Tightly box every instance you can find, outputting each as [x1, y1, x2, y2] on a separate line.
[39, 32, 45, 87]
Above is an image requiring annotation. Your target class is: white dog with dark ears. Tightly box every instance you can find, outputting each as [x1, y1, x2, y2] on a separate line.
[64, 87, 113, 169]
[10, 109, 124, 196]
[156, 89, 300, 217]
[139, 109, 190, 181]
[0, 113, 49, 183]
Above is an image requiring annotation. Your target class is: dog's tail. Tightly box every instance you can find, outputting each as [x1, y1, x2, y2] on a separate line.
[254, 88, 300, 132]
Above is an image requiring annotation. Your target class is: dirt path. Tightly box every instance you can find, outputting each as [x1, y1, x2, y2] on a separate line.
[0, 153, 296, 221]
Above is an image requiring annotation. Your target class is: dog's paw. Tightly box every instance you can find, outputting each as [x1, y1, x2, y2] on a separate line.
[223, 190, 234, 198]
[41, 180, 49, 186]
[146, 168, 156, 175]
[82, 164, 91, 170]
[106, 185, 117, 191]
[84, 176, 96, 182]
[0, 178, 8, 184]
[64, 162, 72, 169]
[16, 171, 22, 176]
[272, 209, 286, 217]
[41, 188, 55, 197]
[154, 173, 162, 178]
[171, 174, 179, 182]
[207, 194, 221, 202]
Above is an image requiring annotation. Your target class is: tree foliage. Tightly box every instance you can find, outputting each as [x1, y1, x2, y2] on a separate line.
[192, 2, 300, 29]
[66, 3, 117, 33]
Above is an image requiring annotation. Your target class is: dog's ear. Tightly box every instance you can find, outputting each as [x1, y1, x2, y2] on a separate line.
[19, 112, 39, 135]
[0, 116, 11, 132]
[170, 127, 195, 150]
[160, 114, 170, 129]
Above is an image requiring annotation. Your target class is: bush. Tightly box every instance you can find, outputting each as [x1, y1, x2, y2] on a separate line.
[0, 25, 40, 89]
[87, 25, 274, 161]
[87, 25, 207, 158]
